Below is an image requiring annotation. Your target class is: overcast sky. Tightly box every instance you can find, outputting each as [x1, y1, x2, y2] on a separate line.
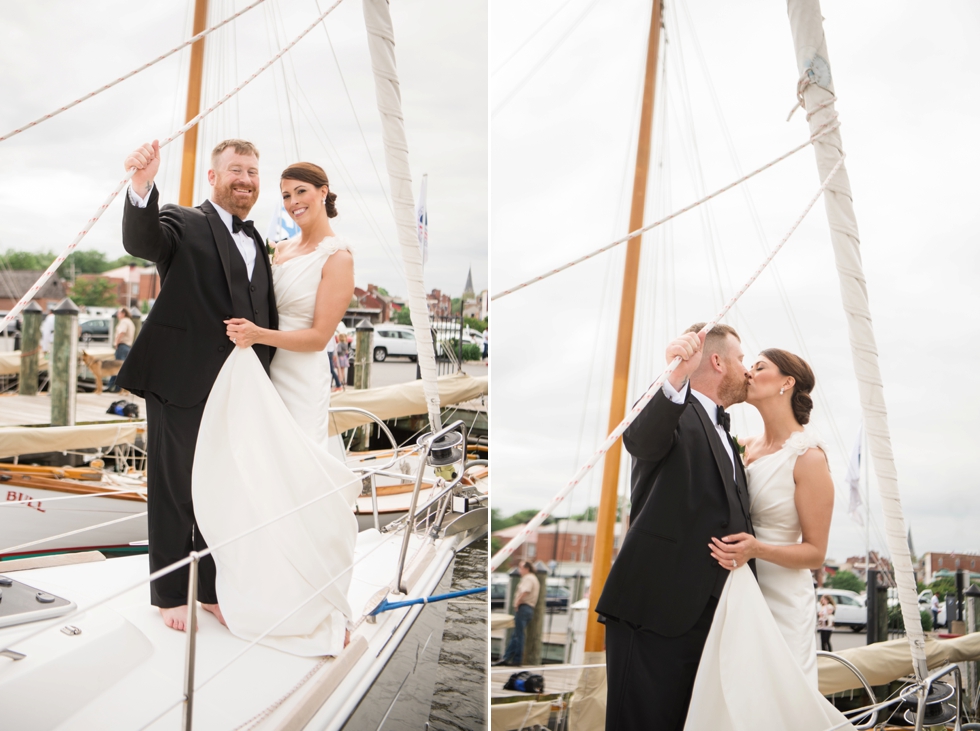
[491, 0, 980, 564]
[0, 0, 486, 299]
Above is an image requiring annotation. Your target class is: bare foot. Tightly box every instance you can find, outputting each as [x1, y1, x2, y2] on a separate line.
[344, 629, 351, 649]
[202, 603, 228, 627]
[159, 605, 188, 632]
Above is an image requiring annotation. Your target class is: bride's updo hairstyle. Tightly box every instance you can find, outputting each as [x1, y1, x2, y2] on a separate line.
[281, 162, 338, 218]
[761, 348, 815, 425]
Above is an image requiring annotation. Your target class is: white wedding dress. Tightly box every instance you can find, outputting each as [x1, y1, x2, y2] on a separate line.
[193, 236, 360, 657]
[684, 430, 855, 730]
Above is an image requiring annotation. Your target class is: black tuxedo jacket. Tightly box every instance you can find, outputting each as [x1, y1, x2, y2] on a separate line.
[595, 385, 754, 638]
[116, 188, 277, 406]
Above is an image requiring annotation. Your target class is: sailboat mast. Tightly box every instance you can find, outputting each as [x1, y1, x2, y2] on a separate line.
[585, 0, 663, 653]
[179, 0, 210, 207]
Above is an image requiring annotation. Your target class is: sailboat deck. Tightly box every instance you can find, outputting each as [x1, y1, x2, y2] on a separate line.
[0, 392, 146, 428]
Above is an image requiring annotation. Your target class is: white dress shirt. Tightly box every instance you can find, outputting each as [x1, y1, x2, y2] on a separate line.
[128, 183, 257, 279]
[662, 378, 737, 479]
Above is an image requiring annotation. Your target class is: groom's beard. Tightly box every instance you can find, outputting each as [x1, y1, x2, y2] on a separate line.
[719, 370, 749, 406]
[213, 180, 258, 219]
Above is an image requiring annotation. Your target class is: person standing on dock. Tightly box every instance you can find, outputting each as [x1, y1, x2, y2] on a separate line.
[496, 560, 540, 666]
[116, 139, 277, 632]
[595, 324, 753, 731]
[106, 308, 135, 393]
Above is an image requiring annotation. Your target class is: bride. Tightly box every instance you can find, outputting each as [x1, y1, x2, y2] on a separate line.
[193, 162, 360, 657]
[684, 348, 856, 729]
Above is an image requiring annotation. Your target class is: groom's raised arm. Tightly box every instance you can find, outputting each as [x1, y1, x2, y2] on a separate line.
[121, 141, 181, 266]
[622, 331, 703, 464]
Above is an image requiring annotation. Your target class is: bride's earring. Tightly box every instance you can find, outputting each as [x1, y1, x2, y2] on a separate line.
[780, 387, 785, 395]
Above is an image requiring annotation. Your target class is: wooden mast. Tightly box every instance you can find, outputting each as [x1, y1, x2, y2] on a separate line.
[178, 0, 209, 207]
[585, 0, 663, 653]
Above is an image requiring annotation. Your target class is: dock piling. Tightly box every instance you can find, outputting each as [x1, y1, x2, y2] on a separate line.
[351, 319, 374, 451]
[19, 301, 43, 396]
[50, 298, 79, 426]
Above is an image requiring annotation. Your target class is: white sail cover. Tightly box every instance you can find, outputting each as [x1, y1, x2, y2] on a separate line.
[786, 0, 928, 678]
[362, 0, 442, 432]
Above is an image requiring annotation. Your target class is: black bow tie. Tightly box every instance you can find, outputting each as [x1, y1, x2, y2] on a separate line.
[232, 216, 256, 238]
[716, 404, 731, 432]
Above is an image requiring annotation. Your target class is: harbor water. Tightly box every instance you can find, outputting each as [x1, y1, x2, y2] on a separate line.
[428, 537, 488, 731]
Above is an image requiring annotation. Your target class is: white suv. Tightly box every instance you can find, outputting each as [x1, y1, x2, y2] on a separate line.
[372, 325, 417, 362]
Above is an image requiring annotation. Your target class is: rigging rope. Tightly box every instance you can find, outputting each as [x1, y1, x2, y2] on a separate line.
[491, 153, 844, 571]
[0, 0, 345, 332]
[491, 123, 839, 302]
[0, 0, 270, 144]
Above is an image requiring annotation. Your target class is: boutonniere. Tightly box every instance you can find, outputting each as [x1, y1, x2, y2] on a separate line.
[733, 436, 746, 458]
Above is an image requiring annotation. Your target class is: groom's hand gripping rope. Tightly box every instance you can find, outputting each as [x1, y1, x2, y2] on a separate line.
[710, 533, 758, 570]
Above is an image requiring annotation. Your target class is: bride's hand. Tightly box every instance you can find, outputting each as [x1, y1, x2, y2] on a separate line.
[709, 533, 758, 570]
[225, 318, 261, 348]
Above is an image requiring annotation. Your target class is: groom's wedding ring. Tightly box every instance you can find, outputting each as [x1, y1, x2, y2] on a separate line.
[731, 559, 737, 569]
[232, 337, 237, 344]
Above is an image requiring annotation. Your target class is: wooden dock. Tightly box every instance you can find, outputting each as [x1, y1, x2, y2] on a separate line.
[0, 392, 146, 427]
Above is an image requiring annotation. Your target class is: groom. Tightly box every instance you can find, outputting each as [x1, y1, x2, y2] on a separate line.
[595, 323, 753, 730]
[117, 139, 278, 630]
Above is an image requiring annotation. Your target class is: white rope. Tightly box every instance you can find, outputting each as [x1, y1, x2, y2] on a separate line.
[786, 0, 928, 680]
[491, 154, 845, 571]
[0, 486, 145, 508]
[0, 510, 147, 555]
[0, 0, 345, 331]
[491, 124, 839, 302]
[0, 0, 270, 144]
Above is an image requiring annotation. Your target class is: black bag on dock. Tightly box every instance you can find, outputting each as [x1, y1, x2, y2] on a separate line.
[106, 400, 140, 418]
[503, 671, 545, 694]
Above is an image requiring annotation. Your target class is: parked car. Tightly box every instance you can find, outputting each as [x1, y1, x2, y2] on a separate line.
[546, 584, 571, 612]
[918, 589, 947, 627]
[817, 588, 866, 631]
[490, 576, 507, 611]
[372, 324, 417, 362]
[79, 316, 112, 343]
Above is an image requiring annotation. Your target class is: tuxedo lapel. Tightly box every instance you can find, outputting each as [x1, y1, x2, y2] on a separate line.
[201, 200, 235, 299]
[729, 433, 754, 531]
[689, 394, 737, 494]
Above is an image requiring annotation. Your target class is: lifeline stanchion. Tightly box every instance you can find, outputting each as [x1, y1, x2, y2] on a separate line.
[491, 153, 845, 571]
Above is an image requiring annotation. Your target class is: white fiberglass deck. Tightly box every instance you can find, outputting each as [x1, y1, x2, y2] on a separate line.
[0, 527, 443, 729]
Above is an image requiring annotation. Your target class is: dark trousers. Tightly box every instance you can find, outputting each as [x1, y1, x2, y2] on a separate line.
[328, 353, 341, 388]
[819, 629, 833, 652]
[503, 603, 535, 664]
[144, 392, 217, 607]
[107, 343, 131, 390]
[604, 597, 717, 731]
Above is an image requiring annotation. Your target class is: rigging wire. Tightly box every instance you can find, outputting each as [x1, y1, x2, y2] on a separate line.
[271, 0, 302, 161]
[0, 0, 270, 145]
[491, 0, 602, 118]
[674, 0, 889, 559]
[315, 0, 395, 218]
[491, 0, 578, 76]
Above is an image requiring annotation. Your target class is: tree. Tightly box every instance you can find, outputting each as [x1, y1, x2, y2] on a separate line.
[392, 308, 413, 325]
[68, 250, 110, 274]
[69, 277, 120, 307]
[450, 297, 462, 315]
[1, 249, 55, 271]
[464, 316, 487, 333]
[825, 570, 865, 593]
[929, 576, 957, 600]
[377, 287, 389, 296]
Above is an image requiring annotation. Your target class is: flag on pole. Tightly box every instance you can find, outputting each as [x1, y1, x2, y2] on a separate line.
[845, 425, 864, 526]
[416, 173, 428, 266]
[265, 200, 301, 243]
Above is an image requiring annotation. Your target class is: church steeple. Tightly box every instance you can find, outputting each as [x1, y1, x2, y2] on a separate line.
[462, 265, 475, 299]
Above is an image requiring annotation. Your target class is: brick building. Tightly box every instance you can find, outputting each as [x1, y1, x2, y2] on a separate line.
[918, 552, 980, 585]
[0, 270, 68, 312]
